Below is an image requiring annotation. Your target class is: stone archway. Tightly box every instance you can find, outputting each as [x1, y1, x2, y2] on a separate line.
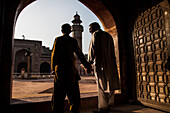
[14, 0, 121, 96]
[2, 0, 170, 112]
[10, 0, 123, 108]
[14, 49, 28, 72]
[15, 0, 120, 81]
[40, 62, 50, 75]
[17, 62, 27, 73]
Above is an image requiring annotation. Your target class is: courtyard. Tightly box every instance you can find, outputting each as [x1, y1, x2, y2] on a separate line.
[11, 75, 98, 104]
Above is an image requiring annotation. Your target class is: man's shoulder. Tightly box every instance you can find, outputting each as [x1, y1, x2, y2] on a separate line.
[94, 30, 110, 36]
[93, 30, 101, 34]
[55, 36, 72, 40]
[56, 36, 64, 39]
[56, 36, 77, 43]
[55, 36, 62, 41]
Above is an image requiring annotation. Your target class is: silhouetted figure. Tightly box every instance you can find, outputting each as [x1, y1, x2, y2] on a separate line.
[88, 22, 120, 113]
[21, 68, 25, 79]
[51, 23, 91, 113]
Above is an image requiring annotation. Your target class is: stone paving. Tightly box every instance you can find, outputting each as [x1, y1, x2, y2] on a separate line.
[79, 104, 166, 113]
[12, 76, 98, 104]
[11, 76, 167, 113]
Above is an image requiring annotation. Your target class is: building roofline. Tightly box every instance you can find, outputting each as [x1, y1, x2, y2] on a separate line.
[14, 38, 42, 43]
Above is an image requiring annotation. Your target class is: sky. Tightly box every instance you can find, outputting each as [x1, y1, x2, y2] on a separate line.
[14, 0, 103, 54]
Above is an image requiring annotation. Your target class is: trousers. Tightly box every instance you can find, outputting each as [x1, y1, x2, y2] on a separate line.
[98, 86, 115, 110]
[52, 81, 80, 113]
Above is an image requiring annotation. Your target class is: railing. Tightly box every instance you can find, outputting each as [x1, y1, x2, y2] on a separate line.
[13, 73, 54, 79]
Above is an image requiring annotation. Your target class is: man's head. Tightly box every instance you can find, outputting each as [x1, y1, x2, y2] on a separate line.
[61, 23, 71, 34]
[89, 22, 101, 34]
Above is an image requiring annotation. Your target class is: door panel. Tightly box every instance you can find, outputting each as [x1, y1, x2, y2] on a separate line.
[133, 0, 170, 112]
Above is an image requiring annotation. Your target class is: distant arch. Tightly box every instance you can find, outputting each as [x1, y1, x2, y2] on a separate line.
[14, 49, 29, 72]
[17, 62, 27, 73]
[40, 62, 50, 75]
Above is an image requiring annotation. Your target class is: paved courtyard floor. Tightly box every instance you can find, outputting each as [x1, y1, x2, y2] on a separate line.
[79, 104, 166, 113]
[12, 76, 98, 104]
[11, 76, 167, 113]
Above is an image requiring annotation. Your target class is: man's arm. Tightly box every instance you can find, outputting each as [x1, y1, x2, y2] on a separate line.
[88, 34, 95, 64]
[51, 38, 58, 72]
[74, 40, 91, 72]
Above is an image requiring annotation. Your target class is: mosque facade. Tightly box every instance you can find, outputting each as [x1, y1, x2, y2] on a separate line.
[13, 39, 51, 76]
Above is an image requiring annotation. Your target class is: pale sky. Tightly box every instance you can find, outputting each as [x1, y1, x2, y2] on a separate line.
[14, 0, 103, 54]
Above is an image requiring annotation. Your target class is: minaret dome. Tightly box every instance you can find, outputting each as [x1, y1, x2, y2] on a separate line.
[72, 12, 82, 25]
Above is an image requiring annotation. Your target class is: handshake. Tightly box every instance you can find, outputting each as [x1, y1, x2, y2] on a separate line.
[87, 65, 93, 74]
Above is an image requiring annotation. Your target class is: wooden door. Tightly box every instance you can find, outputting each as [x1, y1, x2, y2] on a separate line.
[133, 0, 170, 112]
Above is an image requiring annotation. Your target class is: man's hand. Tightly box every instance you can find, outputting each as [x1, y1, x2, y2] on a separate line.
[51, 71, 55, 75]
[87, 66, 92, 74]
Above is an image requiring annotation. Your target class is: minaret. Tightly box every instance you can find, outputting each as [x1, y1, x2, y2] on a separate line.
[72, 12, 83, 50]
[71, 12, 84, 75]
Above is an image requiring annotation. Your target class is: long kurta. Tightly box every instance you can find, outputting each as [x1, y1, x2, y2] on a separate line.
[88, 29, 120, 92]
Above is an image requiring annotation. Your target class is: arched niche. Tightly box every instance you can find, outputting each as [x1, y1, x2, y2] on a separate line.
[14, 49, 29, 72]
[40, 62, 51, 75]
[17, 62, 27, 73]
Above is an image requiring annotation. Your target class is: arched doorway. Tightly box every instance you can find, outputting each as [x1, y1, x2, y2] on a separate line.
[14, 0, 120, 95]
[17, 62, 27, 73]
[40, 62, 50, 75]
[14, 49, 28, 73]
[12, 0, 121, 104]
[1, 0, 170, 112]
